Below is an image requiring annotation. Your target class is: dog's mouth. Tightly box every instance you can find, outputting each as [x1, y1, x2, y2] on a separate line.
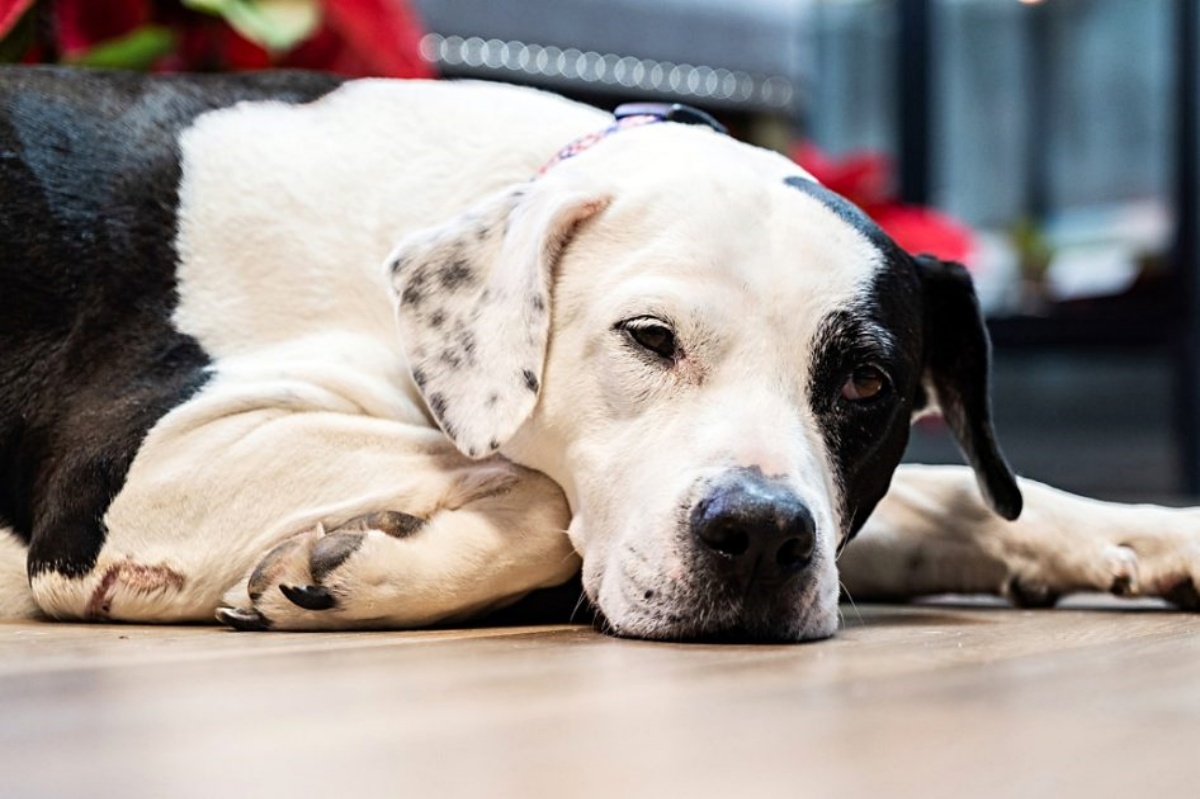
[589, 594, 837, 643]
[585, 552, 840, 643]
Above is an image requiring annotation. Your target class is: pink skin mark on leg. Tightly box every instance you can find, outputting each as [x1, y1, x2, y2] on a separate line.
[85, 561, 186, 620]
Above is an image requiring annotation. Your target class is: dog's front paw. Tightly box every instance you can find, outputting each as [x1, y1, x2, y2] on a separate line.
[217, 511, 426, 631]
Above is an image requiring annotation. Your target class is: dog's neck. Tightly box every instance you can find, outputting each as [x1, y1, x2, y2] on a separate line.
[536, 102, 728, 177]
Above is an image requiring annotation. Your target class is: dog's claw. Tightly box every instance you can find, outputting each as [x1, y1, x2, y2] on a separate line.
[216, 606, 272, 631]
[280, 583, 337, 611]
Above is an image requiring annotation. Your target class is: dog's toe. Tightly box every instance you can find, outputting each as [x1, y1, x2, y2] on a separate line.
[280, 583, 338, 611]
[1006, 576, 1060, 609]
[216, 606, 273, 631]
[309, 532, 366, 581]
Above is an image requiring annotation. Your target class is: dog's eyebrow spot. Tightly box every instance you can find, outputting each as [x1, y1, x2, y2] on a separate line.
[522, 369, 539, 393]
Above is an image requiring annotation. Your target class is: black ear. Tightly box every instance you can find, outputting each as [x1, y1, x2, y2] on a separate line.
[915, 255, 1022, 520]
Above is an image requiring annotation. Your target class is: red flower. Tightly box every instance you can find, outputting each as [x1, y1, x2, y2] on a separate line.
[53, 0, 150, 58]
[295, 0, 433, 78]
[0, 0, 36, 38]
[793, 142, 976, 266]
[2, 0, 435, 78]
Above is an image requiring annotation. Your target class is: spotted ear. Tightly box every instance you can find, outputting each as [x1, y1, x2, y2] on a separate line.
[386, 181, 610, 458]
[915, 255, 1023, 520]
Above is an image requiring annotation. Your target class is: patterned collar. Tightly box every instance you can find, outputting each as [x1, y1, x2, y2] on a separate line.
[537, 102, 728, 177]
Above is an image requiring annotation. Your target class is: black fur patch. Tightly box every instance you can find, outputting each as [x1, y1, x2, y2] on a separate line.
[522, 369, 539, 393]
[786, 173, 935, 540]
[0, 66, 343, 578]
[808, 288, 923, 541]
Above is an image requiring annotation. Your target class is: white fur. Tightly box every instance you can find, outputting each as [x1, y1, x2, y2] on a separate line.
[0, 529, 36, 619]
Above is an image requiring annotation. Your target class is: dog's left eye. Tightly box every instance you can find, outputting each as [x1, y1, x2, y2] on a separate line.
[841, 365, 889, 402]
[620, 318, 679, 360]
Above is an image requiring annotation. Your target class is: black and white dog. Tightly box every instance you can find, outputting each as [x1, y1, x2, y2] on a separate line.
[2, 66, 1197, 640]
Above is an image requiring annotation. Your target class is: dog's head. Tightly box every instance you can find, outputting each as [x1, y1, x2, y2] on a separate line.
[386, 121, 1020, 641]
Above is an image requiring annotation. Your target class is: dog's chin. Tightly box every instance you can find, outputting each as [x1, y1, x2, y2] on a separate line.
[589, 573, 840, 643]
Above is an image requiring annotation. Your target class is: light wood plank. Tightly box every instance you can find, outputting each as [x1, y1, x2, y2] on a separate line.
[1, 603, 1198, 798]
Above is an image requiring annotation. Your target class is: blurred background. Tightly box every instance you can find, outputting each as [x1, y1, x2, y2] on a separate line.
[2, 0, 1197, 500]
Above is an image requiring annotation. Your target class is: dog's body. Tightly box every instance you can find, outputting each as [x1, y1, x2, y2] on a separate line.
[2, 67, 1197, 640]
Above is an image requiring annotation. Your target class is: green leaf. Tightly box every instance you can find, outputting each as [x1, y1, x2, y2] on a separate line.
[182, 0, 320, 53]
[65, 26, 177, 71]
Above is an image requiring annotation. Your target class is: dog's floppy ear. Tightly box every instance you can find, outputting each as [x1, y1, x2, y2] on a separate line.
[386, 180, 609, 458]
[914, 255, 1023, 520]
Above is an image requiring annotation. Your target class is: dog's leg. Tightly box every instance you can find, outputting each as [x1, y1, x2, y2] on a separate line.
[839, 464, 1200, 608]
[216, 452, 580, 631]
[30, 407, 578, 628]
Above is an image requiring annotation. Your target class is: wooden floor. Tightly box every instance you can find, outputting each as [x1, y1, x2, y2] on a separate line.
[2, 598, 1199, 798]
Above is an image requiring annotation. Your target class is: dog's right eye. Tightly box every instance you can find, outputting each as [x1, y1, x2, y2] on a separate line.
[619, 318, 679, 361]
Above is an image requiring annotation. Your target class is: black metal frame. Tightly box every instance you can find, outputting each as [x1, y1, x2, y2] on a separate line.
[895, 0, 1200, 495]
[1173, 0, 1199, 493]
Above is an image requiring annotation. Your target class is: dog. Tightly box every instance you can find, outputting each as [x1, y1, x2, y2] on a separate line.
[1, 66, 1197, 641]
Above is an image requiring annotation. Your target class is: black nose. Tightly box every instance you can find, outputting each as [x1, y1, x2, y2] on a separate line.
[690, 472, 816, 583]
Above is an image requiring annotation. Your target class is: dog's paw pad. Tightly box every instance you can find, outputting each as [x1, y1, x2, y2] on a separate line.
[217, 606, 273, 631]
[280, 583, 338, 611]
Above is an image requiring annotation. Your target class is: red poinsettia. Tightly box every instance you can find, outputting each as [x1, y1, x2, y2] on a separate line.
[793, 142, 976, 266]
[0, 0, 434, 78]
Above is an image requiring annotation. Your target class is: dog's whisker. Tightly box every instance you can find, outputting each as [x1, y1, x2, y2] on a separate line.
[839, 580, 864, 628]
[568, 589, 590, 624]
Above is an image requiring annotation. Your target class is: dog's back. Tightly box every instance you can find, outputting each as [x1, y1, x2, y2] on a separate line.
[0, 67, 341, 573]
